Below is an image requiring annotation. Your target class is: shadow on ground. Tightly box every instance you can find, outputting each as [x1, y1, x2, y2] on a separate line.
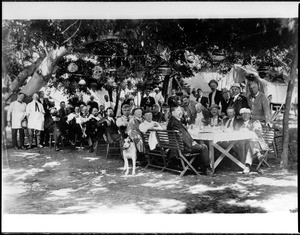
[2, 144, 298, 214]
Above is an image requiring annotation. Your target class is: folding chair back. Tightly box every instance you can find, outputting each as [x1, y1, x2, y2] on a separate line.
[256, 126, 275, 170]
[141, 130, 168, 170]
[155, 130, 200, 176]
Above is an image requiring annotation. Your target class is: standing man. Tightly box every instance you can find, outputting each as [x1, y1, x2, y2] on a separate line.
[228, 83, 249, 118]
[181, 95, 198, 125]
[196, 88, 209, 108]
[140, 89, 155, 111]
[208, 79, 224, 108]
[7, 93, 27, 150]
[153, 87, 165, 107]
[38, 90, 55, 146]
[26, 93, 45, 148]
[220, 88, 232, 116]
[247, 80, 271, 126]
[87, 95, 99, 113]
[167, 105, 211, 175]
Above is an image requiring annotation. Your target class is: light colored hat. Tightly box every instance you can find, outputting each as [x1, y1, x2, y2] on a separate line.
[154, 87, 159, 91]
[240, 108, 251, 114]
[209, 104, 220, 111]
[221, 88, 230, 94]
[231, 83, 241, 89]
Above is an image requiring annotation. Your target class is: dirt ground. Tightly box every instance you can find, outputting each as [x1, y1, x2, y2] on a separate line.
[2, 142, 297, 215]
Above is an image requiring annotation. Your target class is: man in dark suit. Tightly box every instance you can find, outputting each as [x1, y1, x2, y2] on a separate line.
[38, 90, 55, 146]
[167, 105, 211, 175]
[220, 88, 231, 116]
[196, 88, 209, 108]
[87, 95, 99, 114]
[140, 89, 156, 111]
[228, 83, 249, 118]
[222, 106, 242, 130]
[208, 79, 224, 108]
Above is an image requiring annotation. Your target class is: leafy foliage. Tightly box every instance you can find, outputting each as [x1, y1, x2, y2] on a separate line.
[2, 18, 298, 97]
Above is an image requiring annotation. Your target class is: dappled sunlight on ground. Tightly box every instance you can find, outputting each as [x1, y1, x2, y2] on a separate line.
[2, 147, 298, 214]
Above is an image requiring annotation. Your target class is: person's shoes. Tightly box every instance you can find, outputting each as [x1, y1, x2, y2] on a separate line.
[55, 146, 60, 151]
[257, 153, 264, 162]
[88, 146, 94, 153]
[37, 144, 44, 148]
[243, 165, 251, 174]
[199, 167, 212, 176]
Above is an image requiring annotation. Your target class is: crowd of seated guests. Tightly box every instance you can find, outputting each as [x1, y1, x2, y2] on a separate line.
[6, 78, 271, 175]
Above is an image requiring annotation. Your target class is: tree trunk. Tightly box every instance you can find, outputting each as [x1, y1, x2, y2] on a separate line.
[280, 49, 298, 168]
[20, 46, 69, 96]
[113, 85, 122, 117]
[5, 57, 44, 101]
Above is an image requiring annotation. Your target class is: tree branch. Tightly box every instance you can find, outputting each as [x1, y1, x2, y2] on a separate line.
[63, 20, 82, 44]
[62, 20, 79, 34]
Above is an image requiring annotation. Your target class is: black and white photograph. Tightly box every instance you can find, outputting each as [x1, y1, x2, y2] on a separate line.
[2, 2, 298, 233]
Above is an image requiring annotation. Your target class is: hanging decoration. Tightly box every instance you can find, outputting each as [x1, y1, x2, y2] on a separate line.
[92, 65, 103, 79]
[184, 50, 202, 70]
[78, 79, 86, 85]
[67, 62, 78, 73]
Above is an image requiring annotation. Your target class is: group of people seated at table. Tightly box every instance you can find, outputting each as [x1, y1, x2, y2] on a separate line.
[7, 77, 271, 175]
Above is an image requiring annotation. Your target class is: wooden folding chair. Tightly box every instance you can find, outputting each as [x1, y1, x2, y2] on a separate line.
[156, 130, 200, 176]
[255, 126, 275, 170]
[141, 131, 167, 170]
[103, 132, 121, 159]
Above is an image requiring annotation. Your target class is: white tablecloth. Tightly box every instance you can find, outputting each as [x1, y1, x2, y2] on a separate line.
[189, 129, 258, 143]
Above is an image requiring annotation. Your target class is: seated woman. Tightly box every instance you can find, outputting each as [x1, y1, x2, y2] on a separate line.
[85, 107, 102, 152]
[66, 106, 84, 146]
[127, 107, 144, 153]
[194, 103, 210, 127]
[100, 107, 121, 143]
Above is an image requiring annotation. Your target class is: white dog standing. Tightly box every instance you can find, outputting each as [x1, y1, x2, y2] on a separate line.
[122, 135, 137, 175]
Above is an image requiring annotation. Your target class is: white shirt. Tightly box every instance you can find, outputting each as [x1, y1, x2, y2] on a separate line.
[211, 91, 216, 105]
[116, 115, 130, 127]
[7, 101, 27, 129]
[233, 94, 239, 103]
[26, 100, 45, 130]
[225, 117, 235, 129]
[139, 120, 163, 133]
[153, 92, 165, 105]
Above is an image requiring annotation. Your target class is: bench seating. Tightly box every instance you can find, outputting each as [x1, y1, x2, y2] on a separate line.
[142, 130, 200, 176]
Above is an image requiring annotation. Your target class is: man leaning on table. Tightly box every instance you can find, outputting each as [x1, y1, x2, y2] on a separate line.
[238, 108, 268, 174]
[167, 105, 211, 175]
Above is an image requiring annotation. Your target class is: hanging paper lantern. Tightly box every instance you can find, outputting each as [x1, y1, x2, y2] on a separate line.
[68, 62, 78, 73]
[92, 65, 103, 79]
[61, 73, 69, 80]
[78, 79, 86, 85]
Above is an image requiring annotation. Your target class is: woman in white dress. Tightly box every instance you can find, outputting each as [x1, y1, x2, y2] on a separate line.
[26, 93, 45, 148]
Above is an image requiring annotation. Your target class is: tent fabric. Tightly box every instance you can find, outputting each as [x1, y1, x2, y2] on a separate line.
[183, 72, 223, 97]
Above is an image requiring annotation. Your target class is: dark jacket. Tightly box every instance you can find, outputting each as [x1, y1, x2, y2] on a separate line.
[222, 117, 243, 130]
[220, 98, 231, 114]
[208, 89, 224, 108]
[152, 111, 163, 123]
[228, 94, 249, 116]
[140, 96, 155, 110]
[203, 115, 223, 126]
[197, 96, 209, 109]
[167, 116, 194, 153]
